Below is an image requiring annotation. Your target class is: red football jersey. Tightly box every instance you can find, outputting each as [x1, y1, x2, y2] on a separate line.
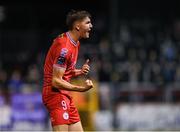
[42, 32, 80, 102]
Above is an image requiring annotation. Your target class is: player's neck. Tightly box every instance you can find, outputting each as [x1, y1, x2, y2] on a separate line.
[68, 30, 80, 43]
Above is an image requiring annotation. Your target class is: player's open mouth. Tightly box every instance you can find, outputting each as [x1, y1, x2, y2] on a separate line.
[87, 29, 91, 33]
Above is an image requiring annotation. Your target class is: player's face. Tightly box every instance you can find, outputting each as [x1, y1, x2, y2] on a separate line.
[79, 17, 93, 39]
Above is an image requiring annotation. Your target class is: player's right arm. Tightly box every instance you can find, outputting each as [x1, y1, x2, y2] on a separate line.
[51, 39, 93, 92]
[52, 65, 93, 92]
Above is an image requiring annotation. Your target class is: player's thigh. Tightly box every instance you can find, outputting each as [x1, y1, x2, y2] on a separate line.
[68, 121, 83, 131]
[47, 94, 71, 126]
[53, 124, 68, 132]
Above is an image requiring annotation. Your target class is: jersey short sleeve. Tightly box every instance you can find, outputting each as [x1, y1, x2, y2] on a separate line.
[53, 41, 71, 69]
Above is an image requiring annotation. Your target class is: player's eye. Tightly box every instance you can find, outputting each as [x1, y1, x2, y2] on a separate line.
[86, 21, 91, 24]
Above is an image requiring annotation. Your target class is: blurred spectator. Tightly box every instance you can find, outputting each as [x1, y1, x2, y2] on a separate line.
[26, 64, 40, 84]
[160, 38, 177, 62]
[0, 94, 11, 130]
[162, 61, 176, 82]
[8, 70, 23, 93]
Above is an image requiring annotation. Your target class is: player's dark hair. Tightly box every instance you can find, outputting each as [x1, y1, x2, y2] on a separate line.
[66, 10, 91, 30]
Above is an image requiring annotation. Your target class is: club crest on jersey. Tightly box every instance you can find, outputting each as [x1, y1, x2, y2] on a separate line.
[63, 112, 69, 120]
[57, 48, 68, 65]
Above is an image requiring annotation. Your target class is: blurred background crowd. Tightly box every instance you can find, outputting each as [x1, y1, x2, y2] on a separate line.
[1, 0, 180, 131]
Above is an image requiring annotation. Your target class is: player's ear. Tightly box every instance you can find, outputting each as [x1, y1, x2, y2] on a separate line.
[75, 23, 80, 31]
[75, 26, 80, 31]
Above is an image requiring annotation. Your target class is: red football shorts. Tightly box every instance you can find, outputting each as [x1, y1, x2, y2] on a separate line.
[44, 94, 80, 126]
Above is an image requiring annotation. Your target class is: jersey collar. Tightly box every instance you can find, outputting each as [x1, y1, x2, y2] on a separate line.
[66, 32, 78, 46]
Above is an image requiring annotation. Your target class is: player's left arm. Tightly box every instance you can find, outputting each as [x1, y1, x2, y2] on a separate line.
[72, 59, 90, 77]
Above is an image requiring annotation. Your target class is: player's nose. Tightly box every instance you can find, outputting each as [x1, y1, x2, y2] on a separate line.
[90, 23, 93, 28]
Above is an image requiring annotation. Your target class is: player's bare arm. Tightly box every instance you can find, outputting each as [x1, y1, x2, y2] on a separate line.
[52, 65, 93, 92]
[72, 59, 90, 77]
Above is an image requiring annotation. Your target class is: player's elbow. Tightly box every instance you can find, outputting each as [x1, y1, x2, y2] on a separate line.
[52, 78, 56, 87]
[52, 77, 63, 88]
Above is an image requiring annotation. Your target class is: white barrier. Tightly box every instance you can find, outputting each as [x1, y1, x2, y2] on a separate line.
[117, 103, 180, 130]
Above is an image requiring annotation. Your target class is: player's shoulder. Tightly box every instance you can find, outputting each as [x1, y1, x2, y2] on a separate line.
[53, 33, 67, 47]
[58, 33, 65, 38]
[56, 33, 67, 42]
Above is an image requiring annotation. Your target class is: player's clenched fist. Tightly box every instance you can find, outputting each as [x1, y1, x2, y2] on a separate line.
[85, 79, 93, 89]
[81, 59, 90, 75]
[79, 79, 93, 92]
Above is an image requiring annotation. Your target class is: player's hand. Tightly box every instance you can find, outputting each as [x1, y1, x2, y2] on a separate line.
[84, 79, 94, 90]
[78, 79, 94, 92]
[81, 59, 90, 75]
